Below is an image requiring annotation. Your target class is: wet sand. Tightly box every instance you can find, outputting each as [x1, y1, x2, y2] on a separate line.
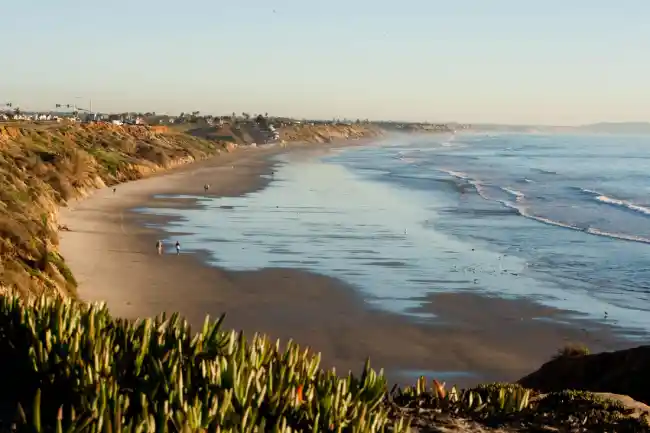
[59, 143, 634, 387]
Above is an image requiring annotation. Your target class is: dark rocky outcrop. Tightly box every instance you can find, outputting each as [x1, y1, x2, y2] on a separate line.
[518, 345, 650, 405]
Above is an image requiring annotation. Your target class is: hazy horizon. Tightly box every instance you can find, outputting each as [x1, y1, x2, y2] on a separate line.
[3, 0, 648, 125]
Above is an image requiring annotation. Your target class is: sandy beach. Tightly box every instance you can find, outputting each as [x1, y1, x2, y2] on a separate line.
[59, 142, 633, 387]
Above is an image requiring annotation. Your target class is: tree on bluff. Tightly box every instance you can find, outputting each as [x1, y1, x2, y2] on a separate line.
[255, 114, 268, 128]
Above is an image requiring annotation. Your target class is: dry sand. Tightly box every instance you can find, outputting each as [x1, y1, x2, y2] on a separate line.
[59, 143, 634, 387]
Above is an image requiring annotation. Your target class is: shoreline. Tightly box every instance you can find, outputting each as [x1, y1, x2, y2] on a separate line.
[59, 141, 637, 387]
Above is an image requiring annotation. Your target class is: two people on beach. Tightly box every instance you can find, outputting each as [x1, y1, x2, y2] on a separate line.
[156, 240, 181, 255]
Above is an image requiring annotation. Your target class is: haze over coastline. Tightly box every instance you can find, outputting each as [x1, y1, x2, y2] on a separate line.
[3, 0, 649, 125]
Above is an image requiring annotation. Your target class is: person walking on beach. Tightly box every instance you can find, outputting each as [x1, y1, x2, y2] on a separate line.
[175, 241, 181, 255]
[113, 187, 117, 194]
[156, 240, 163, 255]
[204, 184, 210, 193]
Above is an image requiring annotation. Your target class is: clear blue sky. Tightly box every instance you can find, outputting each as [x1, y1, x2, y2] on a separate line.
[3, 0, 649, 124]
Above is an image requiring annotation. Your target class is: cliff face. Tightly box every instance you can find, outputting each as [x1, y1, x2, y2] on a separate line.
[277, 124, 383, 143]
[0, 124, 226, 298]
[179, 123, 384, 146]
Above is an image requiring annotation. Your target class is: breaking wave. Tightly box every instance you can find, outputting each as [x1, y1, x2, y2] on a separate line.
[578, 188, 650, 217]
[439, 171, 650, 245]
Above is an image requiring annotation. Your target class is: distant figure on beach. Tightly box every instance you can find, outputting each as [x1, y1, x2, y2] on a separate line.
[113, 187, 116, 194]
[156, 240, 163, 255]
[175, 241, 181, 255]
[204, 184, 210, 192]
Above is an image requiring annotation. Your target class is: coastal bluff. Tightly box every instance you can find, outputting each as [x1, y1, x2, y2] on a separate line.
[277, 123, 383, 143]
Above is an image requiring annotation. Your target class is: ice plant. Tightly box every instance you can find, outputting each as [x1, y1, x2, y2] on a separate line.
[0, 294, 410, 432]
[1, 294, 648, 432]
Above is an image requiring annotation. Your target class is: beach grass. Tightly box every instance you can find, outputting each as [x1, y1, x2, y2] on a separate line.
[553, 342, 591, 359]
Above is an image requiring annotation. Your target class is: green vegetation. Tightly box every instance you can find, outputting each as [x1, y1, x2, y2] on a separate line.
[553, 343, 591, 359]
[0, 295, 647, 432]
[1, 294, 403, 432]
[46, 251, 77, 287]
[0, 124, 225, 297]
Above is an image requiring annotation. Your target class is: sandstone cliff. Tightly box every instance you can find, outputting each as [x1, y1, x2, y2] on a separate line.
[277, 124, 383, 143]
[0, 124, 227, 297]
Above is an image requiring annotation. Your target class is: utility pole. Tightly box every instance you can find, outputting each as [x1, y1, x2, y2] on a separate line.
[78, 96, 93, 118]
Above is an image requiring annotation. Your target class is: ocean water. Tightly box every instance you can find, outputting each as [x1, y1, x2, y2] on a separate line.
[140, 133, 650, 335]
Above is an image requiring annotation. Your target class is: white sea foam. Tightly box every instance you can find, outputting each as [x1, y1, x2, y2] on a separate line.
[500, 200, 650, 245]
[440, 173, 650, 245]
[501, 187, 525, 202]
[595, 195, 650, 216]
[579, 188, 650, 217]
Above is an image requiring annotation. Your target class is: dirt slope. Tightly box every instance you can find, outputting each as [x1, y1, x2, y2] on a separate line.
[0, 123, 226, 297]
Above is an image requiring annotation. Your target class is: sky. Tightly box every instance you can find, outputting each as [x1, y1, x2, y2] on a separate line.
[2, 0, 649, 125]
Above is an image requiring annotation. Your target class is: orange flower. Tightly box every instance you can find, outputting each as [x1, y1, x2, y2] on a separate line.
[296, 385, 304, 404]
[433, 379, 446, 399]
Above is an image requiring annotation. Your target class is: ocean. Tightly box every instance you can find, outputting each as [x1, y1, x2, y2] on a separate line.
[141, 133, 650, 336]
